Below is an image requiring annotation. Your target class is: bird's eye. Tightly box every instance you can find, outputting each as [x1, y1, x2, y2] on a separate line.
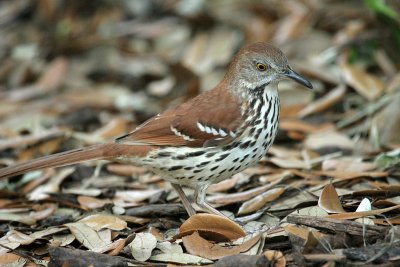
[256, 63, 267, 71]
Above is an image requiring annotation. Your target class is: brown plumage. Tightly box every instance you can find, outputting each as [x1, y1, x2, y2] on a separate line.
[0, 42, 312, 219]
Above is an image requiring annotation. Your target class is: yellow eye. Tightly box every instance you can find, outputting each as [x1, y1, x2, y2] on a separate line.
[256, 63, 267, 71]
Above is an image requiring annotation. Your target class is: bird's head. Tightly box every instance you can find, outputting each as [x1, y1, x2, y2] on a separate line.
[225, 42, 313, 94]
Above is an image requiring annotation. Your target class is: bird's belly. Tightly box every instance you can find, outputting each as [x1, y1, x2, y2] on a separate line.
[129, 123, 278, 188]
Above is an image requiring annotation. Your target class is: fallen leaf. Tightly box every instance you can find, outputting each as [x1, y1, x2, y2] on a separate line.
[114, 189, 163, 203]
[182, 231, 260, 260]
[279, 119, 330, 133]
[0, 253, 26, 266]
[298, 85, 346, 118]
[208, 174, 286, 205]
[316, 171, 388, 181]
[207, 173, 244, 193]
[50, 234, 75, 247]
[36, 57, 68, 90]
[65, 222, 110, 252]
[79, 214, 127, 231]
[77, 196, 111, 210]
[373, 218, 400, 225]
[238, 187, 285, 215]
[150, 252, 213, 265]
[355, 198, 372, 212]
[179, 214, 246, 242]
[107, 238, 126, 256]
[106, 164, 146, 177]
[269, 157, 310, 169]
[318, 184, 346, 213]
[327, 204, 400, 220]
[263, 250, 286, 267]
[92, 118, 130, 140]
[0, 211, 36, 225]
[30, 203, 58, 221]
[156, 241, 183, 254]
[128, 232, 157, 261]
[340, 58, 384, 100]
[305, 131, 354, 151]
[322, 158, 376, 172]
[28, 167, 75, 201]
[0, 227, 64, 255]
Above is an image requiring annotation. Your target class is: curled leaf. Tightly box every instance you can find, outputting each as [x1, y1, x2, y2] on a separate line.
[179, 214, 245, 242]
[182, 231, 260, 260]
[318, 184, 346, 213]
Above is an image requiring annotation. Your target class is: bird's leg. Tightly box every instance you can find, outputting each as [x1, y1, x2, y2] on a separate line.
[194, 184, 229, 218]
[171, 183, 196, 216]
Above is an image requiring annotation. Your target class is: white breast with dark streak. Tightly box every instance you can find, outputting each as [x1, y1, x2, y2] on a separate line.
[136, 89, 280, 188]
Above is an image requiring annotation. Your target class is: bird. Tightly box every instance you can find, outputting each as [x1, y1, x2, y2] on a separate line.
[0, 42, 312, 219]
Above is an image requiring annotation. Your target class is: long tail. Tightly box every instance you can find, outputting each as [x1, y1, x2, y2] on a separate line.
[0, 143, 151, 179]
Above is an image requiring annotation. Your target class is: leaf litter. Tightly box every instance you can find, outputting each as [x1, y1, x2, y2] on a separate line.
[0, 0, 399, 266]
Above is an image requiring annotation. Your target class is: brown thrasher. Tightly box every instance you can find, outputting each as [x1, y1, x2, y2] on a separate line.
[0, 43, 312, 218]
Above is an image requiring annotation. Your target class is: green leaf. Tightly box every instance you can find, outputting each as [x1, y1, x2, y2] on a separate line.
[364, 0, 399, 20]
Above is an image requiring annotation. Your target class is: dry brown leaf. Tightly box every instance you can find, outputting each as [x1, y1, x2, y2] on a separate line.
[150, 252, 212, 265]
[207, 174, 243, 193]
[106, 164, 146, 177]
[0, 199, 12, 208]
[107, 239, 126, 256]
[340, 59, 384, 100]
[326, 204, 400, 220]
[0, 128, 63, 151]
[269, 146, 302, 159]
[373, 92, 400, 145]
[36, 57, 68, 90]
[30, 203, 58, 221]
[269, 157, 310, 169]
[372, 218, 400, 225]
[238, 187, 285, 215]
[0, 253, 25, 266]
[92, 118, 131, 140]
[315, 171, 388, 181]
[77, 196, 111, 210]
[118, 215, 151, 225]
[18, 137, 63, 162]
[182, 231, 260, 260]
[284, 224, 309, 240]
[318, 184, 346, 213]
[263, 250, 286, 267]
[298, 85, 346, 118]
[22, 169, 55, 194]
[179, 214, 246, 242]
[284, 224, 325, 246]
[273, 1, 310, 44]
[322, 158, 376, 172]
[50, 234, 75, 247]
[279, 119, 331, 133]
[305, 131, 354, 151]
[79, 214, 128, 231]
[208, 174, 286, 205]
[28, 167, 75, 201]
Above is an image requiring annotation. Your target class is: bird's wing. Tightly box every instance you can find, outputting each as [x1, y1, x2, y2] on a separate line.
[116, 86, 245, 148]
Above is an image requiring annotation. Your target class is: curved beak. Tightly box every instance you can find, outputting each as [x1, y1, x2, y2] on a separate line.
[285, 67, 313, 89]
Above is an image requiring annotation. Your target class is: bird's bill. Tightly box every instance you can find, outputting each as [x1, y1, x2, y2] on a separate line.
[285, 68, 313, 89]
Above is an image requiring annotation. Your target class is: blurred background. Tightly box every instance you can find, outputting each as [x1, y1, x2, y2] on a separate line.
[0, 0, 399, 159]
[0, 1, 400, 264]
